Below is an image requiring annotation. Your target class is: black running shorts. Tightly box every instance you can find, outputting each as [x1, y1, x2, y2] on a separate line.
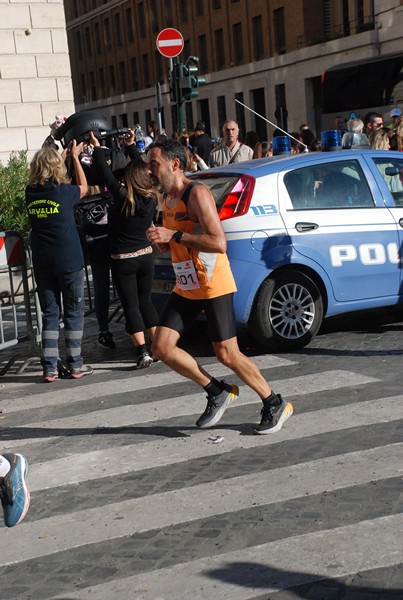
[158, 292, 237, 342]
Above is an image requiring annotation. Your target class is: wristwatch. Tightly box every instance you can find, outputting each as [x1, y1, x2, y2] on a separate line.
[173, 231, 184, 243]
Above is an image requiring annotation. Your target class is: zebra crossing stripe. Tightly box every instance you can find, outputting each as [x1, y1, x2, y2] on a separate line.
[1, 355, 296, 412]
[0, 370, 379, 451]
[47, 514, 403, 600]
[28, 394, 403, 492]
[1, 444, 401, 566]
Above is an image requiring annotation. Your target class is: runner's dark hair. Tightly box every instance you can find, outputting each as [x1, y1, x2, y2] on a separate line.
[147, 138, 188, 171]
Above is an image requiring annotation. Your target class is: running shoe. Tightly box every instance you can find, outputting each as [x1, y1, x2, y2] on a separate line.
[69, 365, 94, 379]
[98, 331, 116, 349]
[43, 371, 58, 383]
[0, 453, 30, 527]
[196, 383, 239, 428]
[135, 351, 153, 369]
[254, 394, 293, 434]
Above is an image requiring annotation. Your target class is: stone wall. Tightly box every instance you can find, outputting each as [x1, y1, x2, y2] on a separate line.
[0, 0, 75, 163]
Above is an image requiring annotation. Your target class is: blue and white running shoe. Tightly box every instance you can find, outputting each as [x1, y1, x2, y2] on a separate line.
[0, 453, 30, 527]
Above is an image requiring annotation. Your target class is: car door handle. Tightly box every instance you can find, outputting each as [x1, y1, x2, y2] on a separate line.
[295, 222, 319, 232]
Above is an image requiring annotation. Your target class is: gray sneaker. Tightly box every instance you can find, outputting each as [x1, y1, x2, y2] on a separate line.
[254, 394, 293, 434]
[196, 383, 239, 428]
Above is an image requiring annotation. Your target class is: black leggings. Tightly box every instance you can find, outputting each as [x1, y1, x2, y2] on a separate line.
[111, 254, 159, 335]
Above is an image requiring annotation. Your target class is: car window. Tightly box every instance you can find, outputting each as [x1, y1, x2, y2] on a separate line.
[372, 157, 403, 206]
[191, 175, 240, 210]
[284, 159, 374, 209]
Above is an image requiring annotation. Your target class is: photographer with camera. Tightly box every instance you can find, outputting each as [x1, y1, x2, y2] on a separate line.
[90, 130, 160, 368]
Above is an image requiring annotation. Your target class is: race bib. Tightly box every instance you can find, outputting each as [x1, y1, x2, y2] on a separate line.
[173, 260, 200, 290]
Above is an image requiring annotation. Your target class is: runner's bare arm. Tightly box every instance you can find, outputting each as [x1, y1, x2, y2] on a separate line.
[147, 185, 226, 253]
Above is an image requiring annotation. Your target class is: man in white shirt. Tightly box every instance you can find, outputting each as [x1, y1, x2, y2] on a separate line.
[208, 119, 253, 167]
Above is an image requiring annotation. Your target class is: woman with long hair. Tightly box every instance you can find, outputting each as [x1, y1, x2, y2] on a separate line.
[90, 131, 159, 368]
[25, 142, 93, 382]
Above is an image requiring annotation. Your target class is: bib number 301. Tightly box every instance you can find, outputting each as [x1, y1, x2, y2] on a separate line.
[173, 260, 200, 290]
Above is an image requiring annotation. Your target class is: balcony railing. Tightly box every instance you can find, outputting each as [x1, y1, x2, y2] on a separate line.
[297, 16, 375, 49]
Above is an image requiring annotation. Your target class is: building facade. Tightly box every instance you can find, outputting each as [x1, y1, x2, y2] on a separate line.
[63, 0, 403, 140]
[0, 0, 75, 163]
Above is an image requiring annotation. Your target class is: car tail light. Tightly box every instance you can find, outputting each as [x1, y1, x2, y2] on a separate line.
[218, 175, 255, 220]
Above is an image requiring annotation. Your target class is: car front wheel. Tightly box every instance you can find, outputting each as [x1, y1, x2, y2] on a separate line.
[249, 270, 324, 351]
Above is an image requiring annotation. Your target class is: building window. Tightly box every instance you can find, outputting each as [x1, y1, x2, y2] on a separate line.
[275, 83, 287, 131]
[126, 8, 134, 42]
[114, 13, 122, 46]
[119, 61, 126, 90]
[111, 115, 117, 128]
[89, 71, 96, 100]
[131, 58, 138, 90]
[235, 91, 246, 140]
[233, 22, 243, 65]
[180, 0, 188, 22]
[138, 2, 146, 37]
[195, 0, 204, 17]
[155, 50, 163, 81]
[217, 96, 226, 129]
[185, 102, 194, 131]
[99, 67, 105, 96]
[150, 0, 159, 32]
[145, 109, 152, 125]
[84, 27, 92, 57]
[94, 22, 101, 48]
[104, 18, 112, 50]
[198, 34, 208, 73]
[75, 31, 83, 61]
[164, 0, 173, 25]
[120, 113, 128, 127]
[80, 73, 86, 102]
[184, 40, 191, 58]
[252, 15, 264, 61]
[109, 65, 116, 95]
[273, 8, 286, 54]
[133, 112, 139, 127]
[142, 54, 150, 88]
[213, 0, 221, 9]
[215, 29, 225, 70]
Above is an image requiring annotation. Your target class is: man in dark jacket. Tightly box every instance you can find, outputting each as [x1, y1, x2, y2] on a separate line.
[189, 121, 212, 163]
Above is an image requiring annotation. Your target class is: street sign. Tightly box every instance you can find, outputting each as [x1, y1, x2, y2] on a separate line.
[156, 28, 184, 58]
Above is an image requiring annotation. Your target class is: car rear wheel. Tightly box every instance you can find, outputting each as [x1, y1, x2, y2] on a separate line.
[249, 270, 324, 351]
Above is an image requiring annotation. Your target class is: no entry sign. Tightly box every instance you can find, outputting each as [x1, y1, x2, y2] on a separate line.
[156, 28, 184, 58]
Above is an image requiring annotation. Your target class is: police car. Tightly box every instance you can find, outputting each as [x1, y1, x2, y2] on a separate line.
[153, 148, 403, 351]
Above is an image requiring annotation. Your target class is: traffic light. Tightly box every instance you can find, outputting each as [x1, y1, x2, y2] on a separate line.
[179, 62, 206, 103]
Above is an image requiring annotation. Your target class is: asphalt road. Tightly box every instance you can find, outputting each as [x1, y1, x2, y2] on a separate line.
[0, 305, 402, 599]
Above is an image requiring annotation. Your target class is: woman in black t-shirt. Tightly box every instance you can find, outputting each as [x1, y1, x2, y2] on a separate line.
[90, 131, 159, 369]
[26, 142, 93, 382]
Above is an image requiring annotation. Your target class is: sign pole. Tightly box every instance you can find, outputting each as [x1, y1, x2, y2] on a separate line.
[156, 82, 162, 134]
[156, 28, 184, 137]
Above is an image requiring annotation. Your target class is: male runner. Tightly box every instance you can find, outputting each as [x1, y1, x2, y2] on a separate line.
[146, 138, 293, 433]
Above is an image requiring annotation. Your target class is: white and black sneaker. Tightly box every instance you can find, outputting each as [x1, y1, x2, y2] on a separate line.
[135, 351, 153, 369]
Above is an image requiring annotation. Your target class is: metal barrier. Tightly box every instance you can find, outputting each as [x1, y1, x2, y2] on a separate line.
[0, 230, 41, 375]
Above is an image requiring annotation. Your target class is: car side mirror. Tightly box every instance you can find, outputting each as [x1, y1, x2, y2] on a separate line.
[384, 166, 399, 176]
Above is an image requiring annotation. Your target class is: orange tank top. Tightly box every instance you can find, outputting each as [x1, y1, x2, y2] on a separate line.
[162, 182, 236, 299]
